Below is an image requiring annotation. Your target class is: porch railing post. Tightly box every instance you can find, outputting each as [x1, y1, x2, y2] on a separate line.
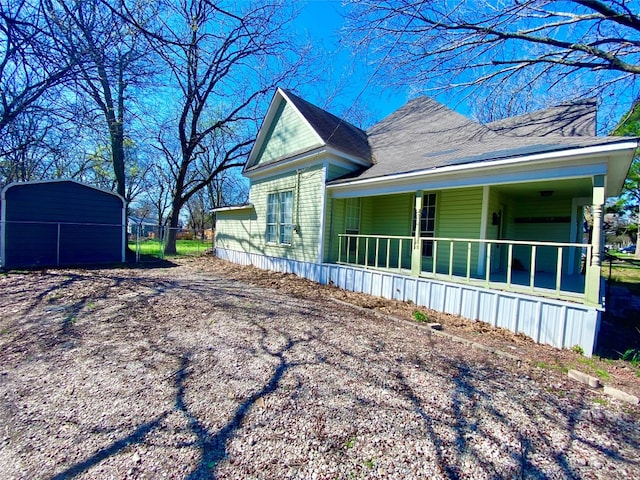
[585, 175, 605, 305]
[411, 191, 423, 276]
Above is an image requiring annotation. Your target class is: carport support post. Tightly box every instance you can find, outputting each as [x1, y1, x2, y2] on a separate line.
[411, 191, 423, 276]
[56, 223, 61, 266]
[585, 175, 605, 305]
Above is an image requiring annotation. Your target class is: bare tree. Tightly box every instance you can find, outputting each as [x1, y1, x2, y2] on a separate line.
[42, 0, 155, 200]
[0, 104, 89, 188]
[79, 137, 152, 204]
[142, 163, 172, 234]
[147, 0, 305, 254]
[0, 0, 76, 141]
[185, 190, 208, 238]
[344, 1, 640, 123]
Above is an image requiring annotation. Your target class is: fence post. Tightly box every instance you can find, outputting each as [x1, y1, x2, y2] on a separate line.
[136, 224, 141, 263]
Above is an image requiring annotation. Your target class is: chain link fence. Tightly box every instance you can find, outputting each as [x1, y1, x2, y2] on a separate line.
[130, 225, 214, 262]
[1, 220, 124, 268]
[0, 221, 214, 269]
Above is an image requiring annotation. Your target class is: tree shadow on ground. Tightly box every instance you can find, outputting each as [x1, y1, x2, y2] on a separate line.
[176, 344, 291, 480]
[24, 269, 638, 479]
[49, 414, 168, 480]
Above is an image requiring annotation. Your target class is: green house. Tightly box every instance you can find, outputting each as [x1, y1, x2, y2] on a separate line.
[214, 89, 637, 356]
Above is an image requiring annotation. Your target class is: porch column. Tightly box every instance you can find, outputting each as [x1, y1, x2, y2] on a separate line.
[477, 186, 490, 276]
[411, 191, 423, 276]
[585, 175, 606, 305]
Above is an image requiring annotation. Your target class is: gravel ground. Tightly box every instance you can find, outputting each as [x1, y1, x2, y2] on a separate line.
[1, 257, 639, 479]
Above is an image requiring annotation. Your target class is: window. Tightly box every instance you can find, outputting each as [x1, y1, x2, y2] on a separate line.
[412, 193, 436, 256]
[345, 198, 361, 234]
[266, 191, 294, 245]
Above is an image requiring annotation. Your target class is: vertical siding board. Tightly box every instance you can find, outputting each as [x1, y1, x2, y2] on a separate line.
[443, 285, 460, 315]
[517, 299, 537, 337]
[460, 289, 476, 319]
[539, 304, 562, 346]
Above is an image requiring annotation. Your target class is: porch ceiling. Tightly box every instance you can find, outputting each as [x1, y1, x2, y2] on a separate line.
[492, 178, 592, 198]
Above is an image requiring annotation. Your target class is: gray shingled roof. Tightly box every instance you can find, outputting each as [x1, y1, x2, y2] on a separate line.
[328, 96, 631, 184]
[486, 99, 597, 137]
[282, 90, 372, 162]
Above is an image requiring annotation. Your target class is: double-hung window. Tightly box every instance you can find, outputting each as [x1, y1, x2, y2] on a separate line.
[412, 193, 436, 256]
[266, 191, 294, 245]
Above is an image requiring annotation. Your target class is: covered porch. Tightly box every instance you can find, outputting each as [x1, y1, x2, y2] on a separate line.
[327, 175, 607, 306]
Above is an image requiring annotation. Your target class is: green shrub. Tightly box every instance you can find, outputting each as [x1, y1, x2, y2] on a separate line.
[413, 310, 428, 322]
[571, 344, 585, 356]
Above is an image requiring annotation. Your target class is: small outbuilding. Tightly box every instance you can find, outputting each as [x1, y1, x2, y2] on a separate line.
[1, 180, 125, 269]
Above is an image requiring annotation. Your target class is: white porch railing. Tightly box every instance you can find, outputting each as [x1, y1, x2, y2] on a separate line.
[337, 234, 593, 303]
[338, 234, 414, 271]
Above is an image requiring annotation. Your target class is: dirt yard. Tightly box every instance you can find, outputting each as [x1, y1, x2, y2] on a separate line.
[1, 256, 639, 479]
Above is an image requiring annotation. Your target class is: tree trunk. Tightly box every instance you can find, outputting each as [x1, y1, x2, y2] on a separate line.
[165, 199, 182, 255]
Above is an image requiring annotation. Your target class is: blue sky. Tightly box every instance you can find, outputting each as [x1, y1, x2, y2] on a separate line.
[288, 0, 633, 134]
[291, 0, 411, 128]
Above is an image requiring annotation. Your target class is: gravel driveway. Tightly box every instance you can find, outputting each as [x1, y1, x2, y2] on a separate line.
[0, 260, 638, 479]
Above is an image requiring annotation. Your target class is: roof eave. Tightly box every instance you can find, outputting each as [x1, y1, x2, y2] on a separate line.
[327, 140, 638, 192]
[211, 203, 255, 213]
[244, 146, 371, 180]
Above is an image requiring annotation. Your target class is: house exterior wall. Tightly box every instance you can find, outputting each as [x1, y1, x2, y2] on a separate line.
[324, 194, 343, 263]
[253, 100, 322, 167]
[329, 188, 486, 273]
[218, 165, 326, 263]
[434, 187, 484, 275]
[323, 164, 358, 262]
[1, 181, 124, 268]
[215, 209, 257, 253]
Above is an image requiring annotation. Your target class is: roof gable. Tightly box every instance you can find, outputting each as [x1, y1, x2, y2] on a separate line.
[247, 92, 323, 170]
[282, 90, 371, 161]
[245, 89, 371, 173]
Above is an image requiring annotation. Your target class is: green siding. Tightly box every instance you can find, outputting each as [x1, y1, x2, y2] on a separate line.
[507, 196, 573, 272]
[328, 188, 487, 270]
[327, 196, 346, 261]
[254, 100, 322, 166]
[328, 193, 413, 265]
[432, 188, 483, 275]
[436, 187, 483, 238]
[322, 193, 334, 263]
[215, 209, 258, 252]
[369, 194, 413, 235]
[250, 165, 325, 262]
[327, 164, 356, 182]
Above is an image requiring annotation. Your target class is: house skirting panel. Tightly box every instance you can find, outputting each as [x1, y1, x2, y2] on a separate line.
[216, 248, 602, 356]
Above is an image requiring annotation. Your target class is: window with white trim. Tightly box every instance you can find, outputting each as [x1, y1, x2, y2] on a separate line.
[266, 191, 294, 245]
[412, 193, 436, 256]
